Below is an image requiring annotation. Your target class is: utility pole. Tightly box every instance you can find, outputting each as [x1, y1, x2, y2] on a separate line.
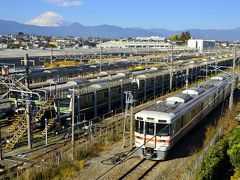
[171, 45, 173, 68]
[186, 68, 189, 89]
[24, 54, 32, 149]
[215, 45, 218, 74]
[55, 75, 60, 133]
[100, 47, 103, 72]
[0, 124, 3, 160]
[169, 45, 173, 92]
[26, 98, 32, 149]
[45, 118, 48, 145]
[122, 92, 134, 149]
[25, 54, 30, 89]
[50, 47, 53, 64]
[229, 46, 236, 111]
[205, 62, 208, 80]
[69, 88, 76, 160]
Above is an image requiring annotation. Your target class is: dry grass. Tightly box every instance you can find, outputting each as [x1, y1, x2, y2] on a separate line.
[203, 125, 217, 147]
[202, 100, 240, 148]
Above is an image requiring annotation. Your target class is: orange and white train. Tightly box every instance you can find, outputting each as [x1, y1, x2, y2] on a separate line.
[134, 74, 238, 160]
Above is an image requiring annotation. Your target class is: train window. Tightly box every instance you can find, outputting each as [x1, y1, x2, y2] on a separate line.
[191, 107, 198, 120]
[59, 99, 71, 106]
[158, 120, 167, 123]
[104, 92, 108, 98]
[135, 120, 139, 131]
[156, 124, 171, 136]
[186, 111, 191, 123]
[147, 117, 154, 121]
[176, 117, 183, 132]
[118, 88, 121, 94]
[145, 122, 154, 135]
[137, 117, 143, 120]
[135, 120, 144, 133]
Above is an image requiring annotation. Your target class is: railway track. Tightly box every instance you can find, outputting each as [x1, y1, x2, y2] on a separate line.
[118, 159, 159, 180]
[0, 132, 89, 178]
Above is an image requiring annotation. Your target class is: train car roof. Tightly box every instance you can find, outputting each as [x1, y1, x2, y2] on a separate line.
[182, 87, 205, 96]
[135, 74, 231, 123]
[67, 79, 90, 86]
[135, 110, 175, 123]
[29, 66, 83, 79]
[166, 93, 193, 103]
[33, 83, 77, 92]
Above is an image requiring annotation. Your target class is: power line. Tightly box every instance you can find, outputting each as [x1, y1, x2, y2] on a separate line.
[96, 75, 234, 179]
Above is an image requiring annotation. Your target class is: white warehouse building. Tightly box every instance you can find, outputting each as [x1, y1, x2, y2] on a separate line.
[188, 39, 215, 52]
[97, 40, 171, 49]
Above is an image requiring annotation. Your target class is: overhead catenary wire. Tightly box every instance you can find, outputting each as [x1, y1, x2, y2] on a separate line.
[96, 75, 235, 179]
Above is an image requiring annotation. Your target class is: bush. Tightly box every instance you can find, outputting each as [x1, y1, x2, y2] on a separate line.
[197, 139, 229, 180]
[228, 125, 240, 147]
[227, 125, 240, 177]
[75, 142, 102, 160]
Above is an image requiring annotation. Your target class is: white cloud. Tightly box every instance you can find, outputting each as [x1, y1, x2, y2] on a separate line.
[45, 0, 84, 7]
[25, 11, 66, 27]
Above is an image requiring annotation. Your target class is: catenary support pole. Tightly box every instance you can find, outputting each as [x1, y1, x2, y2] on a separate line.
[186, 68, 189, 89]
[70, 88, 76, 160]
[229, 46, 236, 111]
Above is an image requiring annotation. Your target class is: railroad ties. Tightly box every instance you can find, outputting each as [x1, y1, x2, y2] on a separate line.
[118, 159, 159, 180]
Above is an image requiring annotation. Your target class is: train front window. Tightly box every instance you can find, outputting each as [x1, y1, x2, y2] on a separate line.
[156, 124, 171, 136]
[59, 99, 71, 107]
[135, 120, 144, 134]
[145, 122, 154, 135]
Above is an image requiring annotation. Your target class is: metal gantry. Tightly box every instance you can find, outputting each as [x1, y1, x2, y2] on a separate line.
[122, 91, 135, 149]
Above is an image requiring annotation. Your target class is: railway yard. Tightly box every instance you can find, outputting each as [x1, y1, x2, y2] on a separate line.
[0, 47, 239, 179]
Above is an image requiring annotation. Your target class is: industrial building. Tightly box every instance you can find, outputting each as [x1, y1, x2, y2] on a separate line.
[188, 39, 216, 52]
[135, 36, 166, 41]
[97, 40, 172, 49]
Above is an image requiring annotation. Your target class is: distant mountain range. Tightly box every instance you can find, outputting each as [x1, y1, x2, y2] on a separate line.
[0, 19, 240, 41]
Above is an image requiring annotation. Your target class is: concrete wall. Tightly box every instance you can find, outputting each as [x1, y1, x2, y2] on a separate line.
[188, 39, 215, 52]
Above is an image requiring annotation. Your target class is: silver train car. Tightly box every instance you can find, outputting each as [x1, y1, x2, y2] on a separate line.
[134, 74, 238, 160]
[33, 72, 128, 101]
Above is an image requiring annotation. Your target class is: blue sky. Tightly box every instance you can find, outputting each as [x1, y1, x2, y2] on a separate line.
[0, 0, 239, 30]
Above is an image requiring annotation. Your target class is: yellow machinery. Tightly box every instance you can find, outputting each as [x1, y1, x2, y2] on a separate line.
[89, 57, 122, 62]
[5, 100, 54, 149]
[5, 113, 28, 149]
[40, 118, 55, 136]
[44, 60, 83, 68]
[7, 114, 25, 133]
[131, 64, 146, 71]
[153, 62, 165, 67]
[34, 100, 53, 122]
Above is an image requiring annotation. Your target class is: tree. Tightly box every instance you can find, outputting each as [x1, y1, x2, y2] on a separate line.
[227, 126, 240, 177]
[169, 34, 181, 41]
[169, 31, 191, 45]
[17, 32, 24, 37]
[180, 31, 191, 43]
